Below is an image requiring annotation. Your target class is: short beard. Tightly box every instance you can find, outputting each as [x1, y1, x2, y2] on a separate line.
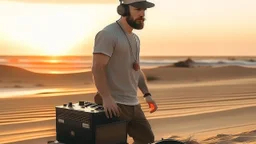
[126, 16, 145, 30]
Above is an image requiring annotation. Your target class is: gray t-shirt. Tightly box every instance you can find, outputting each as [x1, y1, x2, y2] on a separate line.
[93, 21, 140, 106]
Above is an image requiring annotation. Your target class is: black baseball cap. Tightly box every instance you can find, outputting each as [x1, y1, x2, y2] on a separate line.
[123, 0, 155, 9]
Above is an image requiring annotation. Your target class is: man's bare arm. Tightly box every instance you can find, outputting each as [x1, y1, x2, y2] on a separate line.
[91, 53, 112, 99]
[138, 70, 150, 95]
[138, 70, 158, 113]
[92, 53, 120, 118]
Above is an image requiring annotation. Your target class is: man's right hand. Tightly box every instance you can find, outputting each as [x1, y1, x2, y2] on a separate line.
[102, 97, 120, 118]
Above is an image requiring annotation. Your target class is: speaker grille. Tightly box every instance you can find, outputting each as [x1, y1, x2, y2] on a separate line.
[56, 108, 91, 124]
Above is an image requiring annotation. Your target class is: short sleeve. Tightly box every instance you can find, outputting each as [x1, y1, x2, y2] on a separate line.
[134, 34, 140, 45]
[93, 30, 116, 57]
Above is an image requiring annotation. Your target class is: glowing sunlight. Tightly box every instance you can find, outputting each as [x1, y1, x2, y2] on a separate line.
[0, 1, 96, 56]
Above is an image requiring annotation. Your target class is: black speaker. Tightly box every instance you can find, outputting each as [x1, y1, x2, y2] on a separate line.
[55, 101, 128, 144]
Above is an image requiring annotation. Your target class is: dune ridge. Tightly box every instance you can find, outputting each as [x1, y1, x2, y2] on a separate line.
[2, 64, 256, 85]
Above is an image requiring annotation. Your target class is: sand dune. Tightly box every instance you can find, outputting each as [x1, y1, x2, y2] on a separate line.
[202, 129, 256, 144]
[1, 64, 256, 87]
[143, 65, 256, 83]
[0, 64, 93, 87]
[1, 64, 256, 144]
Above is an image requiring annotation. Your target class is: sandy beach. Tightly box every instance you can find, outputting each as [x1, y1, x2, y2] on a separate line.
[1, 64, 256, 144]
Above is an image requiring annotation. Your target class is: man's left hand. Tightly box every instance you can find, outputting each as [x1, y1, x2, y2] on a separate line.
[144, 96, 158, 113]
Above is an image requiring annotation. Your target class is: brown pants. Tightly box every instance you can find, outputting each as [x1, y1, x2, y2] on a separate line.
[117, 103, 155, 144]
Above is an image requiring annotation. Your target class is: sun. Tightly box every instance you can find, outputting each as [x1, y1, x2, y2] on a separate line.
[1, 2, 94, 56]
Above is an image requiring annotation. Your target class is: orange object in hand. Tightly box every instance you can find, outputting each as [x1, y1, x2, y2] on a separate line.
[149, 102, 155, 113]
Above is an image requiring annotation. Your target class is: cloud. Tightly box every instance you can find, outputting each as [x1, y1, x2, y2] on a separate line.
[5, 0, 118, 4]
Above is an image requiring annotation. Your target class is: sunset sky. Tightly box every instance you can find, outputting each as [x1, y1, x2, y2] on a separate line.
[0, 0, 256, 56]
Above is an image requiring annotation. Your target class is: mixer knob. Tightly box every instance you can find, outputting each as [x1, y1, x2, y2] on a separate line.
[79, 101, 84, 106]
[68, 102, 73, 107]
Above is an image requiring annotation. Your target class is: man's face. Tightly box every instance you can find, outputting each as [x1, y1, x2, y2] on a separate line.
[126, 5, 146, 30]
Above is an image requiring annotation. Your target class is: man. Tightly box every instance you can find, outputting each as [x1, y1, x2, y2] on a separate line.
[91, 0, 158, 143]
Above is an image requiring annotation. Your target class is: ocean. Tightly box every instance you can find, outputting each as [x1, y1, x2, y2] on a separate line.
[0, 55, 256, 74]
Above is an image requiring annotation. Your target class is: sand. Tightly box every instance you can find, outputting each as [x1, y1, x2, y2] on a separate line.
[1, 64, 256, 144]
